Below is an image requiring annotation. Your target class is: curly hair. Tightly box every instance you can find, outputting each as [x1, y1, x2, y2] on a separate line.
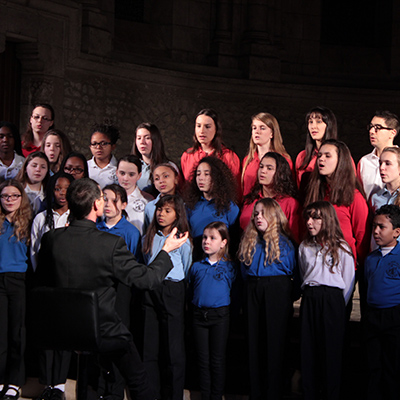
[184, 156, 237, 213]
[238, 198, 291, 266]
[299, 106, 338, 171]
[302, 201, 353, 271]
[242, 113, 291, 184]
[142, 194, 190, 255]
[244, 152, 298, 205]
[304, 139, 364, 207]
[90, 120, 120, 144]
[0, 180, 32, 243]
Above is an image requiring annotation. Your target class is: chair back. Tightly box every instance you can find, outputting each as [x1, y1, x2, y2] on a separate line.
[29, 287, 101, 352]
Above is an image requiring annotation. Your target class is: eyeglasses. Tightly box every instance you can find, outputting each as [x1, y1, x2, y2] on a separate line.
[31, 115, 52, 122]
[90, 142, 111, 148]
[0, 134, 14, 140]
[64, 166, 84, 174]
[0, 194, 22, 201]
[367, 123, 392, 133]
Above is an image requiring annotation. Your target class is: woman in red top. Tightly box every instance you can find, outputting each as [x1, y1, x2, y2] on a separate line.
[181, 109, 241, 189]
[304, 139, 370, 267]
[240, 152, 302, 243]
[295, 106, 337, 197]
[22, 104, 55, 157]
[241, 112, 293, 197]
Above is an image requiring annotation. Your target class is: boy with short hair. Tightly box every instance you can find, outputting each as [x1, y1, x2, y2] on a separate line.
[364, 204, 400, 400]
[116, 155, 153, 234]
[357, 110, 399, 202]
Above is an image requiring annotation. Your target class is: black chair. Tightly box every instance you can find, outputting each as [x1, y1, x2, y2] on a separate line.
[29, 287, 101, 400]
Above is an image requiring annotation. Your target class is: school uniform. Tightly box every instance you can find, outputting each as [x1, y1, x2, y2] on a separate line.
[0, 152, 25, 180]
[364, 243, 400, 400]
[24, 184, 46, 216]
[0, 219, 29, 387]
[144, 193, 161, 231]
[190, 258, 235, 400]
[142, 231, 192, 400]
[87, 155, 118, 189]
[125, 187, 149, 235]
[241, 236, 296, 400]
[299, 240, 355, 400]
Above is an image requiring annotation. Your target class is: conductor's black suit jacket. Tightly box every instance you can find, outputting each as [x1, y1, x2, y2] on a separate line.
[36, 218, 172, 340]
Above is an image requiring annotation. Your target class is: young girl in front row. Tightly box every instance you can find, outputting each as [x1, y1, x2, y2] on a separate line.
[190, 221, 235, 400]
[299, 201, 355, 400]
[142, 195, 192, 400]
[238, 198, 296, 400]
[0, 180, 32, 400]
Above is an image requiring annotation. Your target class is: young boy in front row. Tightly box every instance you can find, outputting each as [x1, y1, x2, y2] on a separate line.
[364, 204, 400, 400]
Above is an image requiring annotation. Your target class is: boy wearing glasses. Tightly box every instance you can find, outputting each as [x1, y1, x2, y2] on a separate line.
[357, 111, 399, 201]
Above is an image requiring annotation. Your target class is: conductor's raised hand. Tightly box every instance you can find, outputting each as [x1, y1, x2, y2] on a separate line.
[162, 227, 190, 253]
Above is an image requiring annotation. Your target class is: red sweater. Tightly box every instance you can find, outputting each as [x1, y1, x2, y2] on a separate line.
[325, 189, 370, 268]
[242, 151, 294, 197]
[181, 145, 241, 193]
[240, 193, 303, 243]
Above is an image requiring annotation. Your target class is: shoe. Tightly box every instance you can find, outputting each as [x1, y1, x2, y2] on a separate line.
[1, 386, 20, 400]
[36, 386, 53, 400]
[50, 388, 65, 400]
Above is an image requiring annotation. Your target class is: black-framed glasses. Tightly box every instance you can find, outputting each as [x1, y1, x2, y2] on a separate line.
[64, 166, 84, 174]
[90, 141, 111, 148]
[367, 123, 392, 133]
[0, 194, 22, 201]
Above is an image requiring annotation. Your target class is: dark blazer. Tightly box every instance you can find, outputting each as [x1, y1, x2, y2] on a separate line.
[36, 219, 172, 340]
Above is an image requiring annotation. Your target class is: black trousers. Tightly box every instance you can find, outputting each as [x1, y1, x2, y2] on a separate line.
[142, 280, 186, 400]
[300, 285, 345, 400]
[363, 304, 400, 400]
[0, 272, 26, 387]
[245, 275, 292, 400]
[193, 305, 229, 400]
[38, 350, 71, 386]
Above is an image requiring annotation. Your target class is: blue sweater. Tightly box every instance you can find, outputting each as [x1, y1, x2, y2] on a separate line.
[365, 243, 400, 308]
[190, 258, 236, 308]
[0, 219, 28, 273]
[241, 236, 296, 278]
[187, 197, 239, 239]
[97, 216, 141, 258]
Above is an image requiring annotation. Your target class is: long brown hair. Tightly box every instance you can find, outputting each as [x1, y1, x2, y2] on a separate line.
[242, 113, 290, 184]
[302, 201, 353, 271]
[142, 195, 190, 255]
[238, 198, 291, 266]
[41, 129, 72, 173]
[0, 180, 32, 243]
[304, 139, 364, 207]
[299, 106, 338, 170]
[23, 103, 55, 149]
[188, 109, 224, 156]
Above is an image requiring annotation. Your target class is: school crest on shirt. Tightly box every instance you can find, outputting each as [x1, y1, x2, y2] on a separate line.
[386, 262, 400, 280]
[213, 264, 225, 281]
[132, 199, 146, 212]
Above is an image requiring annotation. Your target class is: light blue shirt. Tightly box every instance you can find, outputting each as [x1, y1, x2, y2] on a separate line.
[143, 230, 192, 282]
[144, 193, 161, 231]
[371, 186, 400, 211]
[136, 159, 151, 191]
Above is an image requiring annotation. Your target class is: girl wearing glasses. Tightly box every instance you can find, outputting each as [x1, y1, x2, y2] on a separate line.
[60, 152, 89, 180]
[88, 122, 119, 188]
[0, 179, 32, 400]
[22, 104, 55, 157]
[0, 122, 25, 181]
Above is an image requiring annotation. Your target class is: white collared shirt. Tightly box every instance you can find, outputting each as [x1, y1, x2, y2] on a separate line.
[0, 152, 25, 180]
[87, 155, 118, 189]
[125, 186, 148, 234]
